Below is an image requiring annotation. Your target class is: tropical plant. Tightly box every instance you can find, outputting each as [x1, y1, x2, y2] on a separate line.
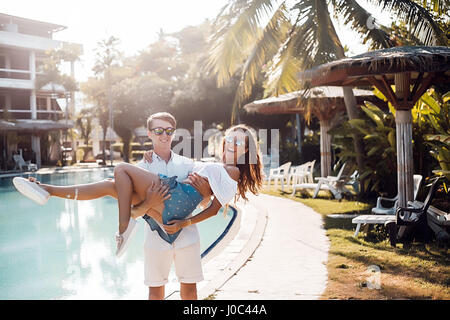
[419, 90, 450, 182]
[88, 36, 123, 165]
[35, 47, 79, 92]
[80, 77, 109, 164]
[330, 101, 398, 196]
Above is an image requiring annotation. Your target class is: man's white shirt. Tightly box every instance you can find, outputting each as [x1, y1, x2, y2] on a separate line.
[135, 151, 200, 250]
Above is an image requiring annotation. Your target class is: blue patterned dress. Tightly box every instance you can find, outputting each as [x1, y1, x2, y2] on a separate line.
[142, 174, 204, 244]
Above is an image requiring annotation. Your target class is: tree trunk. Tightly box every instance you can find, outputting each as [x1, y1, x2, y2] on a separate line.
[326, 13, 366, 192]
[101, 126, 107, 165]
[296, 114, 302, 154]
[123, 139, 130, 163]
[320, 119, 332, 177]
[115, 127, 132, 163]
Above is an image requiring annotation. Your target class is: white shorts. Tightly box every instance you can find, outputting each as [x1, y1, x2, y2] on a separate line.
[144, 241, 204, 287]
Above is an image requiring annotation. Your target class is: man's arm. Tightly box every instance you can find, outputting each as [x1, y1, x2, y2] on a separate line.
[132, 152, 165, 222]
[131, 204, 164, 223]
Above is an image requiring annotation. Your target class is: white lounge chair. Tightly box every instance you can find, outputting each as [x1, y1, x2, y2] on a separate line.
[305, 160, 316, 183]
[371, 174, 423, 215]
[352, 215, 397, 237]
[267, 162, 291, 191]
[312, 162, 350, 199]
[286, 164, 302, 186]
[290, 160, 316, 193]
[13, 154, 38, 171]
[288, 160, 315, 186]
[291, 162, 349, 200]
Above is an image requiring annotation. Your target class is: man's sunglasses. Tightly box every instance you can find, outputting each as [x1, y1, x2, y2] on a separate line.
[224, 136, 245, 146]
[151, 127, 175, 136]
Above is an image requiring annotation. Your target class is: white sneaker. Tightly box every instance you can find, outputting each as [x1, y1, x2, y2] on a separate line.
[13, 177, 50, 205]
[115, 218, 138, 258]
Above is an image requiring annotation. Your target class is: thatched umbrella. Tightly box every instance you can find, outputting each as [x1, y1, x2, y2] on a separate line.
[299, 46, 450, 208]
[244, 86, 381, 177]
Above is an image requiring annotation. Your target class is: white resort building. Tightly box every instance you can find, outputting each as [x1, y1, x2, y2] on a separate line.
[0, 13, 82, 170]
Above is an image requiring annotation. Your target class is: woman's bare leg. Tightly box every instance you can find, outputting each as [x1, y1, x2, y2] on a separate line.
[113, 163, 162, 234]
[31, 178, 142, 204]
[29, 163, 163, 234]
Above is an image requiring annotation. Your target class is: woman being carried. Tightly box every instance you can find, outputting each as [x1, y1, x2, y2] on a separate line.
[13, 124, 263, 257]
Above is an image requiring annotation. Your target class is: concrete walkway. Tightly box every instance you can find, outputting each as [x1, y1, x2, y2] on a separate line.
[199, 193, 330, 300]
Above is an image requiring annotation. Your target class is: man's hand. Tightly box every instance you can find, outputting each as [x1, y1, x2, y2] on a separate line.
[143, 150, 154, 163]
[163, 219, 190, 234]
[145, 181, 171, 208]
[130, 182, 170, 219]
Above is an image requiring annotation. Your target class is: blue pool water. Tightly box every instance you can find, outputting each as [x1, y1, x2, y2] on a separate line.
[0, 168, 234, 299]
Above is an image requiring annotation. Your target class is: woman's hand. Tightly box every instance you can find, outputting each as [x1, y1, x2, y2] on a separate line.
[143, 150, 154, 163]
[188, 173, 212, 198]
[163, 219, 190, 234]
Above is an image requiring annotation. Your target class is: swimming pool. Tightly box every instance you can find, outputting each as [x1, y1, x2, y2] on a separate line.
[0, 168, 236, 299]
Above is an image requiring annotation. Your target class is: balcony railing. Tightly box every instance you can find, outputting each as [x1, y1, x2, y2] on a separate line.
[0, 109, 64, 120]
[0, 68, 38, 80]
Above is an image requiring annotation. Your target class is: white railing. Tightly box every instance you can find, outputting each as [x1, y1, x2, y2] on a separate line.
[0, 109, 63, 114]
[0, 68, 43, 79]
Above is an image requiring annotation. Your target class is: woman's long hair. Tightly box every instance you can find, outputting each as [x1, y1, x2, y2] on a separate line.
[221, 124, 263, 201]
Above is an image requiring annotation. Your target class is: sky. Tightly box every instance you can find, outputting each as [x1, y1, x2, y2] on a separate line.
[2, 0, 392, 83]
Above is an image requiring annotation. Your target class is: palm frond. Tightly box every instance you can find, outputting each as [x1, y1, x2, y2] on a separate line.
[264, 38, 303, 97]
[331, 0, 395, 49]
[207, 0, 276, 86]
[239, 3, 289, 98]
[241, 3, 289, 96]
[367, 0, 447, 45]
[263, 6, 308, 97]
[231, 3, 290, 122]
[412, 0, 450, 15]
[289, 0, 342, 67]
[265, 0, 345, 96]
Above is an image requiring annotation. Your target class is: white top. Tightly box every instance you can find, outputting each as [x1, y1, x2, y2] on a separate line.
[192, 162, 238, 207]
[136, 151, 198, 251]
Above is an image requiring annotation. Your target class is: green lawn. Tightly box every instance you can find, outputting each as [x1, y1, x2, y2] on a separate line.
[261, 185, 450, 300]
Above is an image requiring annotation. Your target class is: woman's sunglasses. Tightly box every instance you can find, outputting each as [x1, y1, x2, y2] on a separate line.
[224, 136, 245, 146]
[151, 127, 175, 136]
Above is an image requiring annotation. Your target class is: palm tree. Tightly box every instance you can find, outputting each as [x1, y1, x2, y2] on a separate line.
[207, 0, 447, 178]
[75, 108, 93, 146]
[93, 36, 122, 165]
